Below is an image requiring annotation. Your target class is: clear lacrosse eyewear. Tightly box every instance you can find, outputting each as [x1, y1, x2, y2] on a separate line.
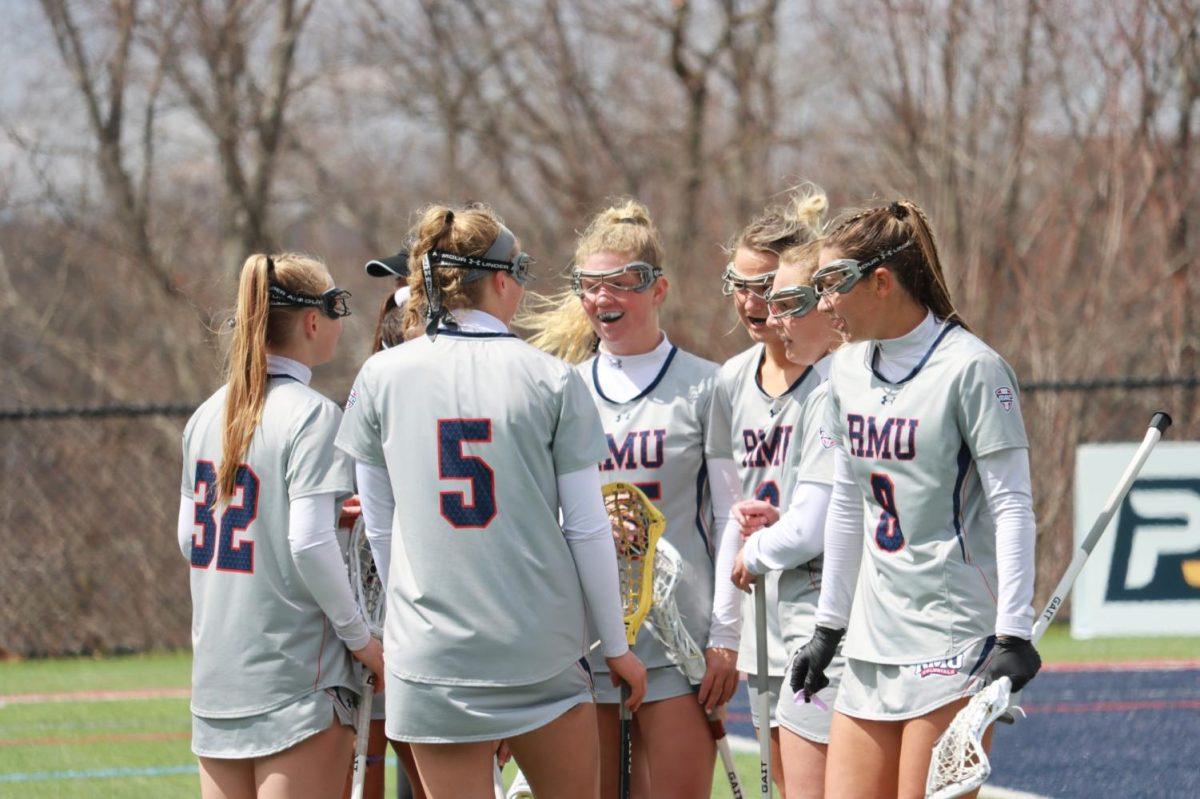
[812, 239, 915, 297]
[720, 263, 777, 299]
[268, 284, 353, 318]
[765, 284, 820, 319]
[571, 261, 662, 296]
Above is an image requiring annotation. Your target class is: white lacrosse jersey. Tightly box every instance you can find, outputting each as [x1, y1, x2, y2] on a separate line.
[776, 383, 837, 654]
[578, 346, 718, 674]
[826, 322, 1029, 663]
[706, 345, 825, 676]
[336, 329, 609, 686]
[181, 378, 356, 718]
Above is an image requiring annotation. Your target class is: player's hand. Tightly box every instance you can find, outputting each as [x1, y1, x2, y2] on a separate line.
[339, 495, 362, 530]
[788, 626, 843, 700]
[352, 637, 386, 694]
[985, 636, 1042, 692]
[697, 647, 738, 713]
[731, 549, 758, 592]
[733, 500, 778, 538]
[606, 650, 647, 713]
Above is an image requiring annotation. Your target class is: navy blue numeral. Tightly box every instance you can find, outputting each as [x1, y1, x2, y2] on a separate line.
[635, 481, 662, 501]
[755, 480, 781, 507]
[438, 419, 497, 529]
[191, 461, 258, 572]
[870, 472, 904, 552]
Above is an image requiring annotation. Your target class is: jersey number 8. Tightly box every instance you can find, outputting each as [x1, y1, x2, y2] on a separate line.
[870, 472, 905, 552]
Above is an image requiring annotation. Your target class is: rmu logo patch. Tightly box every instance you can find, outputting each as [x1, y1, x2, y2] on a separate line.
[995, 386, 1014, 412]
[819, 428, 837, 449]
[904, 653, 964, 678]
[345, 388, 359, 411]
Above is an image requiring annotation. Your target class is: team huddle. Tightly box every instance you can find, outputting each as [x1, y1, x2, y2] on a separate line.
[179, 187, 1043, 799]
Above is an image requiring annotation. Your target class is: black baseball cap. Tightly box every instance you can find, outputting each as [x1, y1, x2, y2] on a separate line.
[365, 249, 410, 278]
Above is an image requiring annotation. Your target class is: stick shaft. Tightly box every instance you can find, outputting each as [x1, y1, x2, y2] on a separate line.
[754, 576, 771, 798]
[1030, 418, 1168, 643]
[350, 672, 373, 799]
[618, 684, 632, 799]
[717, 736, 746, 799]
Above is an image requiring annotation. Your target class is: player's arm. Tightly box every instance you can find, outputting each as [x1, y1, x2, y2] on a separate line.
[734, 480, 832, 589]
[177, 492, 194, 560]
[707, 457, 743, 649]
[355, 461, 394, 588]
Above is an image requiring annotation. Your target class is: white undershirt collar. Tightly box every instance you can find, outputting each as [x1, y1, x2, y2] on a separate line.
[812, 353, 833, 382]
[447, 308, 509, 334]
[595, 332, 673, 403]
[265, 354, 311, 385]
[873, 311, 944, 383]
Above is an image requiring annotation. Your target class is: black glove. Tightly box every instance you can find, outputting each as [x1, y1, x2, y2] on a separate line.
[788, 626, 844, 700]
[985, 636, 1042, 692]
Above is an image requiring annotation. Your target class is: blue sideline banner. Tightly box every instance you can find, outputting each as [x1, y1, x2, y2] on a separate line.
[1072, 442, 1200, 638]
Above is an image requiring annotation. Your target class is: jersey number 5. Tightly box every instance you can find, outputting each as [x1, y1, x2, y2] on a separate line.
[191, 461, 259, 572]
[870, 472, 904, 552]
[438, 419, 497, 529]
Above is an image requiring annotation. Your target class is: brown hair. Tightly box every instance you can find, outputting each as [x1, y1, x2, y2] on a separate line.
[221, 252, 330, 500]
[777, 238, 824, 283]
[371, 285, 407, 352]
[401, 204, 506, 339]
[733, 183, 828, 256]
[521, 199, 664, 363]
[823, 199, 966, 327]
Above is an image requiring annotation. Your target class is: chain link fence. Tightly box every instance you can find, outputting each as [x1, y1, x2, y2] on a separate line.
[1, 380, 1195, 657]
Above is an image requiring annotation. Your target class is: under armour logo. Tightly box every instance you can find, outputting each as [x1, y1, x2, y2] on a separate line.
[881, 392, 897, 405]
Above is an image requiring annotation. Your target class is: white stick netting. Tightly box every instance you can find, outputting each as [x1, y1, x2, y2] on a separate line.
[925, 677, 1014, 799]
[644, 540, 706, 684]
[347, 517, 385, 637]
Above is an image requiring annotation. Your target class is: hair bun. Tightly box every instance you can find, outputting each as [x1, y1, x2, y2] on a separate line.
[889, 201, 908, 219]
[615, 217, 642, 225]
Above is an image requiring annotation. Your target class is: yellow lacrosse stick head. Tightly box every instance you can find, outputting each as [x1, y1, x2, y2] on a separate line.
[601, 481, 666, 646]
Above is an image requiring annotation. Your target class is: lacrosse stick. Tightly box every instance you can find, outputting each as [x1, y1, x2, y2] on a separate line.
[603, 481, 666, 799]
[644, 538, 745, 798]
[925, 411, 1172, 799]
[346, 516, 386, 799]
[754, 577, 772, 798]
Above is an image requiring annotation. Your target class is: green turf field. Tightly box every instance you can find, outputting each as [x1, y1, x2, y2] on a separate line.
[2, 627, 1197, 798]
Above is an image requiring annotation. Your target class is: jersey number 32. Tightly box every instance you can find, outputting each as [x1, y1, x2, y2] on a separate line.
[191, 461, 259, 573]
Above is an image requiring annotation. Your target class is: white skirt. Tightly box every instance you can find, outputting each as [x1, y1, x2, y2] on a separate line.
[593, 664, 693, 705]
[835, 635, 996, 721]
[747, 674, 785, 729]
[192, 686, 356, 759]
[776, 650, 844, 744]
[385, 658, 594, 744]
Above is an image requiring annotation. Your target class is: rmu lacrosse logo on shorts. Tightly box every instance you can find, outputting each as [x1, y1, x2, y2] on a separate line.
[345, 389, 358, 411]
[995, 386, 1014, 412]
[905, 653, 964, 678]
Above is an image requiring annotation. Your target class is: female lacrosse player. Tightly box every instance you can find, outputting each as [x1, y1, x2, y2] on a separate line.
[347, 246, 423, 799]
[179, 253, 385, 799]
[789, 200, 1040, 798]
[336, 204, 647, 798]
[726, 240, 843, 799]
[524, 199, 736, 799]
[706, 187, 827, 796]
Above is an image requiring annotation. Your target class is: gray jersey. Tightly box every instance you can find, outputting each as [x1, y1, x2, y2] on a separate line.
[182, 379, 356, 718]
[579, 347, 717, 673]
[336, 330, 608, 687]
[777, 383, 837, 655]
[706, 345, 825, 676]
[826, 323, 1029, 663]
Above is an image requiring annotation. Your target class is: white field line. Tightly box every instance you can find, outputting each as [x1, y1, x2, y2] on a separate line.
[0, 687, 189, 705]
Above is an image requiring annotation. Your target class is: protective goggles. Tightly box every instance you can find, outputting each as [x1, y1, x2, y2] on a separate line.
[812, 239, 915, 296]
[721, 264, 777, 299]
[424, 248, 534, 285]
[570, 261, 662, 296]
[268, 284, 352, 318]
[765, 284, 820, 319]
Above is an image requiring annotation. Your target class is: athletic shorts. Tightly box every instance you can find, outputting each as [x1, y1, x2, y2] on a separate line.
[386, 658, 594, 744]
[836, 636, 997, 722]
[776, 649, 843, 744]
[746, 674, 784, 729]
[593, 665, 693, 706]
[191, 686, 356, 759]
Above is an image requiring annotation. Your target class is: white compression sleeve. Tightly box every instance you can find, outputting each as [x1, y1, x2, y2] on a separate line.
[743, 481, 833, 573]
[815, 448, 864, 630]
[355, 461, 394, 588]
[288, 493, 372, 651]
[177, 493, 193, 560]
[707, 457, 742, 650]
[558, 465, 629, 658]
[978, 447, 1037, 638]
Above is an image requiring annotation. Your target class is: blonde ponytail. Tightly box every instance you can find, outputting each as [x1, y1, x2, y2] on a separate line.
[517, 289, 597, 364]
[220, 252, 331, 500]
[734, 182, 829, 255]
